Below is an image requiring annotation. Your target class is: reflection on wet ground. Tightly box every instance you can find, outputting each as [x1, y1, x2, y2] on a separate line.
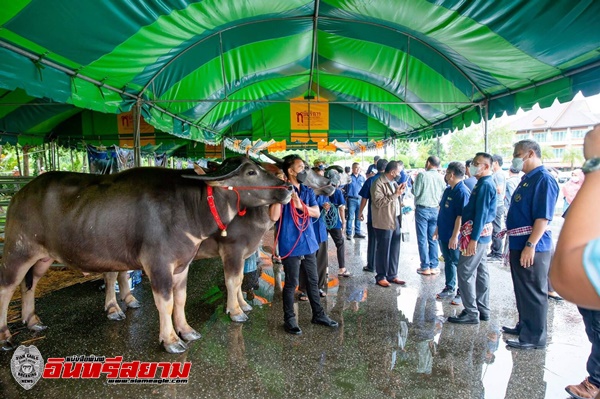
[0, 219, 589, 398]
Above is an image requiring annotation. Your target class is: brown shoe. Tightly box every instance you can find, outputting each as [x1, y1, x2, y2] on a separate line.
[389, 278, 406, 286]
[566, 377, 599, 399]
[376, 279, 391, 287]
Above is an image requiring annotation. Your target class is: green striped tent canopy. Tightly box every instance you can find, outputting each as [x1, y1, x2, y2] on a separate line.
[1, 0, 599, 148]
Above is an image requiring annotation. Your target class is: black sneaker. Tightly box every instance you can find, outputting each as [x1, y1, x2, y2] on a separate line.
[354, 233, 366, 239]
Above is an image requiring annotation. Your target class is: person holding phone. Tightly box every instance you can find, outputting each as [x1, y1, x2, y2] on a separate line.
[370, 161, 407, 287]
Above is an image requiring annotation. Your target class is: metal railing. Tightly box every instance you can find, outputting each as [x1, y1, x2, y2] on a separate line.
[0, 176, 36, 257]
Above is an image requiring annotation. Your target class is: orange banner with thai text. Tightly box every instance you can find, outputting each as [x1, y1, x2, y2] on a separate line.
[290, 97, 329, 130]
[117, 111, 155, 134]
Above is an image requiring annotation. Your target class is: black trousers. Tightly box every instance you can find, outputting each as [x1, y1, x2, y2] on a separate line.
[282, 253, 324, 324]
[509, 250, 551, 345]
[579, 307, 600, 387]
[327, 227, 346, 270]
[366, 220, 377, 271]
[299, 241, 327, 291]
[490, 205, 505, 256]
[373, 216, 401, 282]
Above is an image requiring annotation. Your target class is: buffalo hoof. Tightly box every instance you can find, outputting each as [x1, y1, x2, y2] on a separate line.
[28, 322, 48, 332]
[241, 303, 253, 312]
[1, 339, 15, 351]
[107, 310, 126, 321]
[125, 299, 141, 309]
[229, 312, 249, 323]
[179, 329, 202, 342]
[164, 339, 188, 354]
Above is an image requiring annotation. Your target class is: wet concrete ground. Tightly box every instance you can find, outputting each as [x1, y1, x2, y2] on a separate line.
[0, 217, 590, 399]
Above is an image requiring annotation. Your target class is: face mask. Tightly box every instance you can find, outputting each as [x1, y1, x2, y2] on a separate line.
[469, 165, 480, 177]
[571, 177, 580, 183]
[296, 170, 307, 184]
[511, 157, 525, 172]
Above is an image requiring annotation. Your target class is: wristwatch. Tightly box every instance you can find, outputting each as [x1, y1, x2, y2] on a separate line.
[582, 157, 600, 174]
[525, 241, 534, 248]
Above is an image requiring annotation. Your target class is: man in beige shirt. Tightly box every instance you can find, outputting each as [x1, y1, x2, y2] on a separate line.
[371, 161, 407, 287]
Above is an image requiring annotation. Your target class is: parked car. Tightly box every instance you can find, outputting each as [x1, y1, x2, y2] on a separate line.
[557, 171, 571, 184]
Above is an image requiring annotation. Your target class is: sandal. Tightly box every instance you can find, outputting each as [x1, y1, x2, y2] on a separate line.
[338, 269, 352, 277]
[298, 292, 309, 301]
[319, 289, 327, 298]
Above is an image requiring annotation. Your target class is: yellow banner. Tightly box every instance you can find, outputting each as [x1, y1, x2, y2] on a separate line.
[290, 97, 329, 130]
[117, 111, 155, 134]
[267, 140, 287, 152]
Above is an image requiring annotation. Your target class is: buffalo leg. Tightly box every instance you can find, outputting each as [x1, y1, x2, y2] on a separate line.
[20, 257, 53, 331]
[0, 256, 41, 347]
[116, 271, 140, 309]
[148, 267, 187, 354]
[172, 266, 201, 342]
[103, 272, 126, 321]
[223, 256, 248, 322]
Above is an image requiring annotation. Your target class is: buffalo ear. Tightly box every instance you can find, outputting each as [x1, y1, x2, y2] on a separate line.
[182, 156, 246, 182]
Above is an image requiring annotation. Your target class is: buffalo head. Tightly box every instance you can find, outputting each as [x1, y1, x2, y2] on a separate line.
[261, 152, 335, 196]
[185, 156, 292, 206]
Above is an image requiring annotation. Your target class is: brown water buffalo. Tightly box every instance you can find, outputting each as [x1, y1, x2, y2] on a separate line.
[0, 156, 291, 353]
[102, 157, 337, 323]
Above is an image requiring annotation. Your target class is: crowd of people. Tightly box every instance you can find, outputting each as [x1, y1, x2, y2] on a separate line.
[269, 127, 600, 399]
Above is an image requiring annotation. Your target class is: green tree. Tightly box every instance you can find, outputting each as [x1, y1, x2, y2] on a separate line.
[446, 122, 516, 163]
[562, 147, 584, 170]
[540, 145, 554, 162]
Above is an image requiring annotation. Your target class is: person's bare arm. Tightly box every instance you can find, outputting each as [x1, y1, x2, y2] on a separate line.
[519, 218, 549, 268]
[359, 198, 367, 221]
[550, 125, 600, 309]
[269, 203, 281, 222]
[449, 216, 462, 250]
[551, 171, 600, 309]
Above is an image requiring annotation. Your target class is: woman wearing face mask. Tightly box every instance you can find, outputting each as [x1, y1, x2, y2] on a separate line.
[270, 154, 339, 335]
[562, 169, 585, 212]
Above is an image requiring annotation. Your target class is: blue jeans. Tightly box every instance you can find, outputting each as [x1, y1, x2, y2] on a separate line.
[346, 197, 362, 236]
[579, 307, 600, 387]
[438, 240, 459, 290]
[415, 206, 439, 269]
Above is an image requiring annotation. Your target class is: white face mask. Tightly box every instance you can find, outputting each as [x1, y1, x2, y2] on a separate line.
[469, 165, 480, 177]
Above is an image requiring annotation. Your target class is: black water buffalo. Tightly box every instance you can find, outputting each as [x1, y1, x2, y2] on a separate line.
[0, 157, 291, 353]
[102, 157, 336, 323]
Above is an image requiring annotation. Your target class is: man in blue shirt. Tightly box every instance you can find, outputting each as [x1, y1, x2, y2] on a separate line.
[358, 159, 388, 272]
[503, 140, 559, 350]
[464, 160, 477, 191]
[298, 183, 330, 301]
[489, 154, 506, 260]
[434, 162, 470, 300]
[272, 155, 338, 335]
[448, 153, 497, 325]
[328, 187, 349, 277]
[366, 156, 380, 178]
[345, 162, 366, 240]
